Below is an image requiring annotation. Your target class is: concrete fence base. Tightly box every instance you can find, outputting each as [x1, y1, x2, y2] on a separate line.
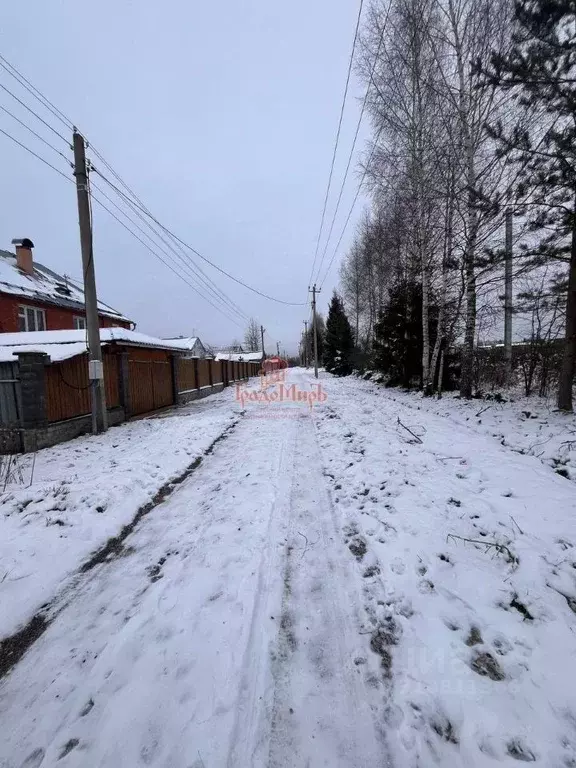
[177, 382, 225, 405]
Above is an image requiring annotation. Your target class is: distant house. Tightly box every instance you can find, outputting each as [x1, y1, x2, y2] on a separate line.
[162, 336, 208, 358]
[215, 350, 263, 363]
[0, 238, 132, 333]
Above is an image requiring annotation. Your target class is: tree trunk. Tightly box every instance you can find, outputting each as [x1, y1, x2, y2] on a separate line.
[437, 348, 445, 398]
[421, 245, 431, 392]
[429, 177, 453, 395]
[557, 194, 576, 411]
[459, 137, 478, 398]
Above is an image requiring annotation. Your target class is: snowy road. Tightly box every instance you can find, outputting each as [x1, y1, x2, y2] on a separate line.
[1, 369, 576, 767]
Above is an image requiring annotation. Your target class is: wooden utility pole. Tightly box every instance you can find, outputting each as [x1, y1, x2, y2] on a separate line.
[73, 130, 107, 434]
[303, 320, 308, 367]
[260, 325, 266, 359]
[309, 284, 321, 379]
[504, 207, 513, 383]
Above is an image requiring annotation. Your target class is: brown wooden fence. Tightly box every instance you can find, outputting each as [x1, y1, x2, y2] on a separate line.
[212, 360, 223, 385]
[46, 352, 120, 423]
[197, 359, 211, 389]
[177, 358, 197, 392]
[128, 347, 173, 416]
[45, 351, 258, 426]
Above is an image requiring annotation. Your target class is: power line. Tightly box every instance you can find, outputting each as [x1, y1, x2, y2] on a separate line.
[90, 177, 251, 323]
[89, 191, 247, 329]
[0, 120, 249, 328]
[317, 129, 383, 290]
[0, 80, 69, 145]
[313, 0, 391, 285]
[308, 0, 365, 291]
[90, 166, 306, 306]
[0, 125, 72, 183]
[0, 102, 71, 163]
[89, 167, 251, 321]
[0, 52, 304, 312]
[0, 54, 73, 130]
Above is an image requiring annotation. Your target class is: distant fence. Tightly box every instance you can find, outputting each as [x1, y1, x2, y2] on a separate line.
[0, 351, 261, 454]
[475, 340, 563, 397]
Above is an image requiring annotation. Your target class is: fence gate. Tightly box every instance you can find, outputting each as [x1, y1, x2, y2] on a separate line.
[128, 348, 174, 416]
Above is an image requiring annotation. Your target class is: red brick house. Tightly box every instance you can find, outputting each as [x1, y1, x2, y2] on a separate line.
[0, 239, 132, 333]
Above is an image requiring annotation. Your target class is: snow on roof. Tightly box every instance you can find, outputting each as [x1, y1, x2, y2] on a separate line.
[161, 336, 203, 351]
[0, 342, 90, 364]
[0, 250, 130, 322]
[0, 328, 194, 363]
[215, 351, 263, 362]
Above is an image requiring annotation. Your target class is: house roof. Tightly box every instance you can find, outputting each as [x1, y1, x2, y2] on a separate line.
[0, 328, 192, 363]
[215, 351, 263, 362]
[0, 250, 130, 323]
[162, 336, 204, 351]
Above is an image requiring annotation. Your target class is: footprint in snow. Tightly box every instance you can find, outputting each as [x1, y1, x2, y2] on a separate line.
[19, 749, 45, 768]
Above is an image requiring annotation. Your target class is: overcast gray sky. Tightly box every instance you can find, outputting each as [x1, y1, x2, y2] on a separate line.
[0, 0, 369, 354]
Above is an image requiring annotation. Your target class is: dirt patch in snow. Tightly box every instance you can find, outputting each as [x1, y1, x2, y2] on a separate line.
[470, 650, 505, 681]
[80, 419, 239, 573]
[348, 537, 367, 561]
[0, 613, 48, 680]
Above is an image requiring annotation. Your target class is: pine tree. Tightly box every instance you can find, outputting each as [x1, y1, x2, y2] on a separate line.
[323, 293, 355, 376]
[483, 0, 576, 410]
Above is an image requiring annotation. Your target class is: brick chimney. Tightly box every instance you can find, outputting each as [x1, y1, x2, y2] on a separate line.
[11, 238, 35, 275]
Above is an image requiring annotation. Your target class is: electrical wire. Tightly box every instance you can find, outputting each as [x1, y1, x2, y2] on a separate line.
[313, 0, 391, 285]
[308, 0, 365, 290]
[90, 177, 251, 323]
[0, 52, 304, 320]
[0, 81, 69, 145]
[89, 191, 247, 329]
[0, 102, 71, 163]
[0, 125, 72, 182]
[317, 127, 383, 290]
[0, 121, 250, 328]
[90, 167, 306, 306]
[89, 168, 252, 321]
[0, 54, 73, 130]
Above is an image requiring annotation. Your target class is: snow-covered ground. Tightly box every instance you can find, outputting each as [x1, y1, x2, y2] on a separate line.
[0, 390, 239, 639]
[1, 369, 575, 767]
[369, 383, 576, 482]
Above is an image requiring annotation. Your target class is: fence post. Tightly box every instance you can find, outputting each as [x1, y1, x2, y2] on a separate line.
[17, 352, 49, 428]
[170, 355, 179, 405]
[118, 350, 132, 418]
[208, 359, 214, 389]
[194, 358, 200, 392]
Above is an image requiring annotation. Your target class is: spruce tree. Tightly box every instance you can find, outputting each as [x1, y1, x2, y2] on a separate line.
[483, 0, 576, 410]
[372, 279, 426, 388]
[323, 293, 355, 376]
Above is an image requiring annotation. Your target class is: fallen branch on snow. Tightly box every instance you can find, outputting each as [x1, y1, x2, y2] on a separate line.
[397, 418, 424, 444]
[447, 534, 519, 567]
[509, 515, 524, 535]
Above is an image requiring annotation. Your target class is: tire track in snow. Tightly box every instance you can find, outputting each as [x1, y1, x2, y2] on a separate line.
[265, 414, 388, 768]
[0, 410, 300, 767]
[225, 413, 298, 768]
